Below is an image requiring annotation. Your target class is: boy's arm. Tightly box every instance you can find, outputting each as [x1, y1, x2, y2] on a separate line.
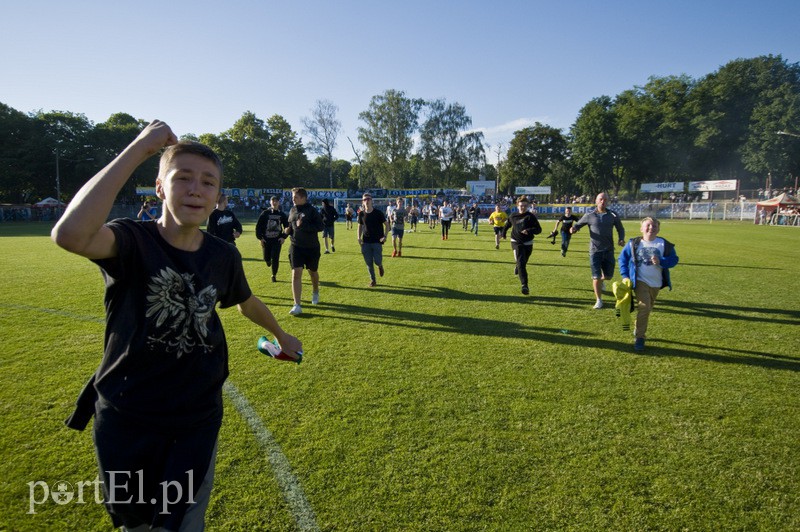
[238, 295, 302, 357]
[51, 120, 177, 259]
[618, 242, 632, 280]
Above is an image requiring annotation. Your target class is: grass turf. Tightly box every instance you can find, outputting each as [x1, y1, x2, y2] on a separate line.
[0, 219, 798, 531]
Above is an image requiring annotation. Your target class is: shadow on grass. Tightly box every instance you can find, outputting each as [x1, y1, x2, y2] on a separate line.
[310, 300, 800, 372]
[656, 298, 800, 326]
[680, 262, 784, 271]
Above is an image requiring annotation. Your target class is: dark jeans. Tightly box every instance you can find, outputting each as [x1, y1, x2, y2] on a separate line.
[360, 242, 384, 281]
[511, 242, 534, 287]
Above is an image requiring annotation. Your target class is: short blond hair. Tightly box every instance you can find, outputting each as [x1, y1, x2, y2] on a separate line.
[641, 216, 660, 229]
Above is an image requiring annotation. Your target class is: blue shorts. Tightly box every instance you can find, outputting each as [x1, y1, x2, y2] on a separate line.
[392, 227, 404, 238]
[590, 250, 615, 279]
[322, 225, 335, 239]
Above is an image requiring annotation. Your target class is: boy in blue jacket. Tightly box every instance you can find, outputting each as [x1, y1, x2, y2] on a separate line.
[618, 217, 679, 352]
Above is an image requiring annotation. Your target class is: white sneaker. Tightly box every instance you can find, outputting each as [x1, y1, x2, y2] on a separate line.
[311, 292, 319, 305]
[289, 304, 302, 315]
[593, 299, 604, 309]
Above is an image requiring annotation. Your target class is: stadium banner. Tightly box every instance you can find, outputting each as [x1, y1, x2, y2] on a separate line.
[641, 182, 683, 193]
[689, 180, 737, 192]
[303, 189, 348, 199]
[466, 181, 494, 195]
[386, 189, 437, 196]
[135, 187, 157, 196]
[515, 186, 552, 195]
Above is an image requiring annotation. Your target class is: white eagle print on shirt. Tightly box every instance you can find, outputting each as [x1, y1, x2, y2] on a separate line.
[145, 267, 217, 356]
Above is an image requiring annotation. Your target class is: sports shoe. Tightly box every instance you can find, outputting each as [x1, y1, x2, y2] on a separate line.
[271, 275, 277, 283]
[289, 304, 302, 315]
[324, 249, 330, 254]
[521, 285, 529, 295]
[561, 251, 566, 257]
[634, 338, 645, 352]
[593, 299, 604, 309]
[514, 266, 518, 275]
[391, 250, 397, 257]
[495, 244, 499, 249]
[331, 246, 335, 252]
[397, 251, 402, 257]
[379, 265, 384, 277]
[311, 292, 319, 305]
[368, 280, 377, 287]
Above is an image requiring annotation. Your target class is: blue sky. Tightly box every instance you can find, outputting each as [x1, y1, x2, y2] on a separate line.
[2, 0, 798, 161]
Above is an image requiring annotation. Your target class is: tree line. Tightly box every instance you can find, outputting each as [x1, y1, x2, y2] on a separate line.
[1, 55, 798, 204]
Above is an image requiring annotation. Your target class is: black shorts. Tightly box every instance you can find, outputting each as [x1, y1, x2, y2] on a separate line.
[289, 245, 320, 271]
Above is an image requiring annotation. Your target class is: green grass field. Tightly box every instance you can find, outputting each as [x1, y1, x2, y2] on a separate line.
[1, 219, 799, 531]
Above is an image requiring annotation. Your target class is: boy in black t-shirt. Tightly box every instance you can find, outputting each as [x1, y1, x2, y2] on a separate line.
[52, 120, 302, 531]
[549, 206, 579, 257]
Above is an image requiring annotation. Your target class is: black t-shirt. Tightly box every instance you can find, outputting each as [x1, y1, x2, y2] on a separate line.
[255, 208, 288, 240]
[559, 214, 579, 232]
[206, 209, 242, 243]
[358, 209, 386, 243]
[91, 219, 251, 429]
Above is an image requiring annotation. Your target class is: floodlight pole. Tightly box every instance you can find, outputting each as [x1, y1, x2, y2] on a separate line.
[55, 149, 61, 215]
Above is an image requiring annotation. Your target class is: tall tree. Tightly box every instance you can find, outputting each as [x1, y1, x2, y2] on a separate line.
[0, 103, 38, 202]
[302, 99, 341, 188]
[34, 110, 97, 201]
[570, 96, 622, 195]
[690, 55, 800, 185]
[502, 122, 567, 192]
[358, 89, 423, 188]
[419, 99, 485, 188]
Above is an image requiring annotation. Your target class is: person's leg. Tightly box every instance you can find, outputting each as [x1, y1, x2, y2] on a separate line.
[323, 235, 330, 253]
[261, 240, 272, 268]
[398, 235, 403, 255]
[361, 243, 376, 282]
[519, 244, 532, 289]
[177, 440, 218, 532]
[372, 243, 384, 269]
[291, 267, 303, 305]
[270, 242, 282, 278]
[329, 226, 335, 252]
[589, 252, 604, 307]
[309, 269, 320, 294]
[634, 282, 659, 340]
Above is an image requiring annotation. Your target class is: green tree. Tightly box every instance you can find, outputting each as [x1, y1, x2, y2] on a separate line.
[570, 96, 621, 195]
[690, 55, 800, 186]
[742, 82, 800, 186]
[503, 123, 567, 192]
[34, 110, 97, 201]
[94, 113, 153, 195]
[358, 89, 424, 188]
[0, 103, 38, 202]
[267, 114, 310, 188]
[419, 99, 485, 188]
